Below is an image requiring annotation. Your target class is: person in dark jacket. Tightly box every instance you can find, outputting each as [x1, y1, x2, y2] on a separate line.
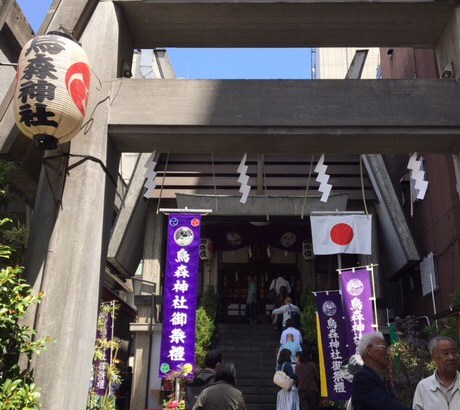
[192, 362, 246, 410]
[185, 350, 222, 409]
[295, 350, 319, 410]
[351, 332, 411, 410]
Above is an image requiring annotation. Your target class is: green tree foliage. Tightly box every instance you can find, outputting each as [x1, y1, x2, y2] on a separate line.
[300, 286, 318, 358]
[389, 310, 460, 407]
[0, 264, 48, 409]
[0, 160, 17, 210]
[194, 285, 219, 367]
[0, 379, 41, 410]
[199, 285, 219, 320]
[389, 340, 431, 406]
[194, 306, 215, 368]
[0, 159, 49, 409]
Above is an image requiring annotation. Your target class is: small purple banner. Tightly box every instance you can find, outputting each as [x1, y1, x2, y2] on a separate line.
[315, 291, 352, 401]
[340, 268, 376, 355]
[159, 214, 201, 378]
[93, 307, 113, 396]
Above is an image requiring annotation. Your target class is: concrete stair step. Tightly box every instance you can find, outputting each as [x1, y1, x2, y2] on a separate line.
[218, 338, 278, 345]
[230, 362, 276, 372]
[238, 378, 277, 388]
[218, 345, 278, 354]
[218, 324, 276, 333]
[244, 394, 279, 404]
[246, 404, 277, 410]
[219, 336, 278, 343]
[240, 386, 279, 396]
[216, 323, 279, 409]
[237, 370, 274, 379]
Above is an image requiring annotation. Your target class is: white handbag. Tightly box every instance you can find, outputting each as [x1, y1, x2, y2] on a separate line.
[273, 363, 295, 390]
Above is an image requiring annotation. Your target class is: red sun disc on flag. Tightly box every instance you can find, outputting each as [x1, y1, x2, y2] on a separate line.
[330, 223, 354, 245]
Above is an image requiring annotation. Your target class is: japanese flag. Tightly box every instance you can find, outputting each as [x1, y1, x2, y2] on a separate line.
[310, 215, 372, 255]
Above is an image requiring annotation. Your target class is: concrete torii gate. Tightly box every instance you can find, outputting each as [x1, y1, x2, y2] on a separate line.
[1, 1, 460, 409]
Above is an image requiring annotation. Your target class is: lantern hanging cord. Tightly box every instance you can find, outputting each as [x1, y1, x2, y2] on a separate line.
[156, 152, 169, 214]
[79, 76, 124, 135]
[44, 151, 118, 188]
[262, 154, 269, 222]
[301, 154, 315, 220]
[80, 96, 111, 135]
[56, 25, 78, 43]
[43, 157, 64, 209]
[211, 152, 218, 211]
[360, 154, 369, 216]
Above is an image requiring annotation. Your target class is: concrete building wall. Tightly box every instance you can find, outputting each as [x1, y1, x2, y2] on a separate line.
[380, 48, 438, 79]
[316, 47, 380, 79]
[0, 33, 16, 101]
[380, 47, 460, 317]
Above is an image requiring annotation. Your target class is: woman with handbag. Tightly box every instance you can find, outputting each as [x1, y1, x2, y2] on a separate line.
[275, 348, 300, 410]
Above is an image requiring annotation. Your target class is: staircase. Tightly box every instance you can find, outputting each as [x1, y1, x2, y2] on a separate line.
[217, 324, 279, 410]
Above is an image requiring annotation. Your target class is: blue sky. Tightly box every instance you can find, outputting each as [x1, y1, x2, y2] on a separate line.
[17, 0, 311, 79]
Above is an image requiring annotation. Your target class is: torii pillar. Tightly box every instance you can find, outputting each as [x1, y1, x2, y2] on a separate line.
[436, 5, 460, 199]
[436, 4, 460, 336]
[22, 2, 133, 409]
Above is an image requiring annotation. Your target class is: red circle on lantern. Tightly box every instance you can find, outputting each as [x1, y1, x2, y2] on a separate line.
[65, 62, 91, 116]
[330, 223, 354, 245]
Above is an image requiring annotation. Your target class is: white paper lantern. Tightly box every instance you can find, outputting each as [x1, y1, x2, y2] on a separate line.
[14, 32, 91, 149]
[199, 238, 214, 261]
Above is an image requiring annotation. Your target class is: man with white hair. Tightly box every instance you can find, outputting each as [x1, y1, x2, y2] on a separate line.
[412, 335, 460, 409]
[351, 332, 410, 410]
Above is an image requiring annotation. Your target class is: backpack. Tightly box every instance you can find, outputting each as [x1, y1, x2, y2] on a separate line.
[268, 278, 278, 304]
[185, 372, 214, 409]
[289, 305, 301, 329]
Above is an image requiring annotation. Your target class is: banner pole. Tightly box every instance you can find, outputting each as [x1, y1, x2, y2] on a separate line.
[369, 265, 379, 330]
[336, 263, 378, 273]
[313, 289, 341, 295]
[110, 301, 115, 369]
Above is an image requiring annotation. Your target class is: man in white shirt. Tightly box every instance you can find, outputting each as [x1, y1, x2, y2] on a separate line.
[272, 297, 300, 327]
[413, 335, 460, 410]
[269, 274, 292, 296]
[279, 318, 303, 345]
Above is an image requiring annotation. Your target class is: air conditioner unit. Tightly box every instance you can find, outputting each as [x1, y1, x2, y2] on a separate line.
[420, 253, 438, 297]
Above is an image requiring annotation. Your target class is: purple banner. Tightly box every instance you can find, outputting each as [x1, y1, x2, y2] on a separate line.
[159, 214, 201, 378]
[315, 291, 352, 401]
[93, 305, 113, 396]
[340, 268, 376, 356]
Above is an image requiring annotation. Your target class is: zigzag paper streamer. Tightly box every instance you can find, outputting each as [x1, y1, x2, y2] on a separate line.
[143, 152, 158, 198]
[407, 152, 428, 200]
[237, 153, 251, 204]
[314, 154, 332, 203]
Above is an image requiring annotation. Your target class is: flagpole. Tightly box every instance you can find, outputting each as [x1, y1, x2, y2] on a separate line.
[311, 211, 365, 215]
[369, 265, 379, 331]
